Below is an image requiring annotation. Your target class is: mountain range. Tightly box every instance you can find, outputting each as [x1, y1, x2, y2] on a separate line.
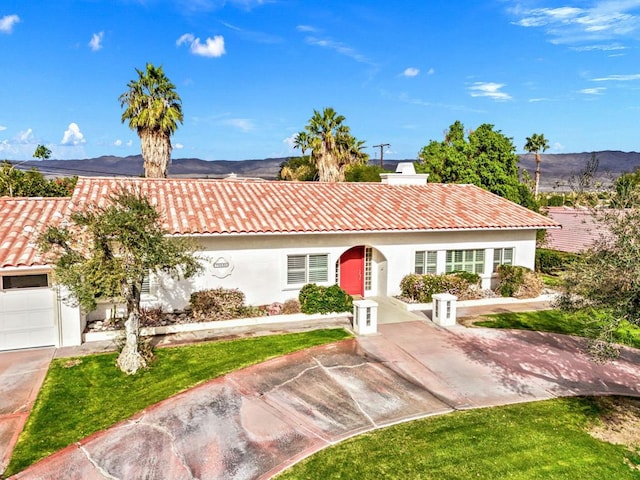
[15, 151, 640, 192]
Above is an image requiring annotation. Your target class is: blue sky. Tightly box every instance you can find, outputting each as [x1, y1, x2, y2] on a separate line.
[1, 1, 640, 162]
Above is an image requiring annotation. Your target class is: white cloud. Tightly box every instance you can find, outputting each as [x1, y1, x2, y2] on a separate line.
[296, 25, 318, 33]
[580, 87, 606, 94]
[283, 133, 296, 150]
[89, 31, 104, 51]
[304, 36, 374, 65]
[223, 118, 254, 131]
[126, 140, 133, 147]
[114, 139, 122, 146]
[0, 14, 19, 34]
[427, 67, 435, 75]
[177, 33, 226, 58]
[0, 125, 6, 131]
[18, 128, 34, 143]
[510, 2, 640, 46]
[61, 123, 86, 146]
[403, 67, 420, 77]
[174, 142, 184, 149]
[468, 82, 512, 101]
[592, 73, 640, 81]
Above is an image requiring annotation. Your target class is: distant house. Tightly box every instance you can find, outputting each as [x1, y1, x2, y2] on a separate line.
[544, 207, 610, 253]
[0, 165, 559, 351]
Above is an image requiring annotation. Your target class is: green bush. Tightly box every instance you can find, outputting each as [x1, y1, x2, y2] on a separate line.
[189, 288, 247, 320]
[399, 272, 481, 303]
[536, 248, 578, 274]
[299, 284, 353, 314]
[496, 265, 543, 298]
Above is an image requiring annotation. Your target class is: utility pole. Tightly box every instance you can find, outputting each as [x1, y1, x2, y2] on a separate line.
[373, 143, 390, 168]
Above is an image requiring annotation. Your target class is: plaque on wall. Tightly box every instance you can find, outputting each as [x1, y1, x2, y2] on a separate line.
[211, 255, 234, 278]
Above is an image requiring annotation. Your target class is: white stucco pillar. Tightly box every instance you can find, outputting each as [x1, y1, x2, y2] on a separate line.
[431, 293, 457, 326]
[352, 299, 378, 335]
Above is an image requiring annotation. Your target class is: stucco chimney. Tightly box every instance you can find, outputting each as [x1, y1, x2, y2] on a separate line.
[379, 162, 429, 185]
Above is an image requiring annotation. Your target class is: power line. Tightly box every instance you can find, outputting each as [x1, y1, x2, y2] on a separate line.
[372, 144, 390, 168]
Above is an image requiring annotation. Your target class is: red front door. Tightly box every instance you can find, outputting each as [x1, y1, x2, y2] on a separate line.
[340, 246, 365, 296]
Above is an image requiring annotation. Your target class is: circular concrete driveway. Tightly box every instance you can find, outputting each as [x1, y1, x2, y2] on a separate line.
[11, 321, 640, 479]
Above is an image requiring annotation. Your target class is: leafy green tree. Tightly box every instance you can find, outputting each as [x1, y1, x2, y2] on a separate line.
[278, 156, 317, 181]
[119, 63, 183, 178]
[39, 190, 201, 374]
[295, 107, 369, 182]
[344, 164, 386, 182]
[558, 208, 640, 360]
[417, 121, 535, 207]
[612, 167, 640, 207]
[524, 133, 550, 196]
[33, 144, 52, 161]
[0, 161, 76, 197]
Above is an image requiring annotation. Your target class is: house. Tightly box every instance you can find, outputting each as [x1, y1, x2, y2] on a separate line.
[0, 165, 559, 351]
[544, 206, 609, 253]
[0, 197, 83, 350]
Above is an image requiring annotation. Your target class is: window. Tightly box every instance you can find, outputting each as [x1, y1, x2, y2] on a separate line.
[141, 273, 151, 295]
[493, 248, 514, 272]
[364, 247, 373, 290]
[2, 274, 49, 290]
[415, 251, 437, 274]
[287, 254, 328, 285]
[445, 249, 485, 274]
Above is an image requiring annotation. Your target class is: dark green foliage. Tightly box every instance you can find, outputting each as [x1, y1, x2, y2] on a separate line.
[400, 272, 481, 303]
[416, 121, 536, 208]
[495, 265, 542, 298]
[344, 164, 386, 182]
[0, 161, 77, 197]
[536, 248, 578, 274]
[612, 167, 640, 207]
[299, 283, 353, 314]
[278, 155, 317, 181]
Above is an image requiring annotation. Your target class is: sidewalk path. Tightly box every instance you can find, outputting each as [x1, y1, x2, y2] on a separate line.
[11, 318, 640, 479]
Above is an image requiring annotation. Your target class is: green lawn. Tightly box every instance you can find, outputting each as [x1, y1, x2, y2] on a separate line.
[5, 328, 351, 476]
[474, 309, 640, 349]
[278, 397, 640, 479]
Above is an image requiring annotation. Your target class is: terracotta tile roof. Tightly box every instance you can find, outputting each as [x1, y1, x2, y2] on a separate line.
[0, 197, 69, 268]
[69, 177, 559, 235]
[545, 207, 610, 253]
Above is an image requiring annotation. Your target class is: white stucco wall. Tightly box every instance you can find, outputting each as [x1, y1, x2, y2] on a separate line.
[139, 228, 538, 312]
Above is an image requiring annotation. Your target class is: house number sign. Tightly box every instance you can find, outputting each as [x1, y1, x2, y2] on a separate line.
[211, 255, 234, 278]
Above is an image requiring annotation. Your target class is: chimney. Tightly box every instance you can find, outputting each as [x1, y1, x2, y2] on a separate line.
[379, 162, 429, 185]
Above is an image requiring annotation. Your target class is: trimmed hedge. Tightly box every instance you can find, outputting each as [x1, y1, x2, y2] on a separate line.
[495, 264, 543, 298]
[189, 288, 263, 320]
[299, 284, 353, 314]
[536, 248, 578, 274]
[400, 272, 482, 303]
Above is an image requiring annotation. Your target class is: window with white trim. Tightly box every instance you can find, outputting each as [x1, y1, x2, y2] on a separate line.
[493, 248, 514, 272]
[364, 247, 373, 290]
[141, 272, 151, 295]
[445, 249, 485, 274]
[287, 254, 329, 285]
[415, 250, 437, 274]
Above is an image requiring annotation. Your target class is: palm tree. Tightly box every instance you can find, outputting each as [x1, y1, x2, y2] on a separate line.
[119, 63, 183, 178]
[293, 131, 311, 159]
[524, 133, 550, 196]
[302, 107, 367, 182]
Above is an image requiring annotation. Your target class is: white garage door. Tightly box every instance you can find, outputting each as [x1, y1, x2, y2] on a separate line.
[0, 275, 58, 351]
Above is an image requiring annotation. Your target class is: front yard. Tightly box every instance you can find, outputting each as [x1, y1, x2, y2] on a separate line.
[5, 328, 351, 477]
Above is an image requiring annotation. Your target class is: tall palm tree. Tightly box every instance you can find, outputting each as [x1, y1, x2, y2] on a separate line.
[293, 131, 311, 159]
[524, 133, 550, 196]
[302, 107, 367, 182]
[119, 63, 183, 178]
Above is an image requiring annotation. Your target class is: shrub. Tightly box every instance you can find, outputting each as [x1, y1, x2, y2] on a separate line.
[281, 298, 301, 314]
[399, 272, 481, 303]
[496, 264, 543, 298]
[299, 284, 353, 314]
[536, 248, 578, 274]
[189, 288, 246, 320]
[140, 306, 164, 327]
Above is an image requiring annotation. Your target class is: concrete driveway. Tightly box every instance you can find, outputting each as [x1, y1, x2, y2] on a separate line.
[0, 348, 53, 475]
[9, 320, 640, 480]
